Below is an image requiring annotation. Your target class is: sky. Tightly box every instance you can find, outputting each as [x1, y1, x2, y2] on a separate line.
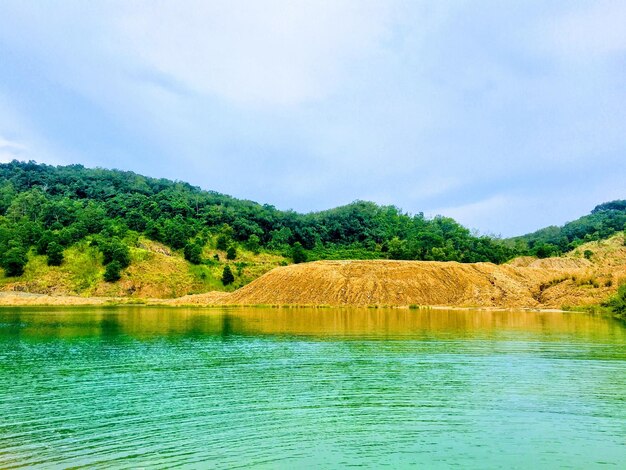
[0, 0, 624, 237]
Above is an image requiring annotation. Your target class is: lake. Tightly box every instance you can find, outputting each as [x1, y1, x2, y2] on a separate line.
[1, 307, 625, 468]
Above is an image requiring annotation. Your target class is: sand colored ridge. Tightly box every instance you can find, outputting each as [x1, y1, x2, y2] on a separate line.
[2, 234, 624, 309]
[168, 235, 626, 309]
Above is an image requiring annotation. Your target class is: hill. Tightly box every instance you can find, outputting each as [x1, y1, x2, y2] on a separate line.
[167, 234, 626, 309]
[508, 200, 626, 257]
[0, 160, 519, 291]
[0, 160, 624, 308]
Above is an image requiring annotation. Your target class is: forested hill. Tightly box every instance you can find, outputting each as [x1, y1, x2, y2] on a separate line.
[509, 200, 626, 258]
[0, 160, 516, 280]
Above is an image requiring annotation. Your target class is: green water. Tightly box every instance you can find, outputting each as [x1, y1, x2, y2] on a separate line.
[0, 307, 625, 469]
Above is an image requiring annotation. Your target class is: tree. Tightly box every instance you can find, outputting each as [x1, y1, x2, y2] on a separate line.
[104, 261, 122, 282]
[46, 242, 64, 266]
[36, 231, 56, 255]
[101, 238, 131, 268]
[388, 237, 407, 260]
[291, 241, 307, 263]
[604, 284, 626, 318]
[247, 234, 261, 254]
[216, 234, 230, 251]
[162, 215, 189, 249]
[226, 245, 237, 260]
[1, 246, 28, 277]
[221, 265, 234, 285]
[184, 242, 203, 264]
[535, 243, 558, 259]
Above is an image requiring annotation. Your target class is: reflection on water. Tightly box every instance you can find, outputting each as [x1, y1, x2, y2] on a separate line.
[0, 307, 625, 468]
[2, 306, 625, 341]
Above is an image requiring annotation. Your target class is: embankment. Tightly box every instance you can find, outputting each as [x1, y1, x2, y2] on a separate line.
[167, 235, 626, 309]
[2, 235, 624, 309]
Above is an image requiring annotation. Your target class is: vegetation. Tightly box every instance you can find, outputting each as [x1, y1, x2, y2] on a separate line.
[221, 265, 235, 286]
[1, 245, 27, 277]
[104, 261, 122, 282]
[226, 246, 237, 260]
[603, 284, 626, 320]
[0, 160, 623, 297]
[292, 242, 307, 264]
[508, 201, 626, 257]
[46, 242, 64, 266]
[0, 160, 519, 279]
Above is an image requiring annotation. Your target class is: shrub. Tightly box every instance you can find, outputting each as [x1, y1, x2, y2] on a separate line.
[101, 238, 130, 268]
[184, 242, 203, 264]
[46, 242, 64, 266]
[36, 231, 56, 255]
[226, 246, 237, 260]
[216, 235, 229, 251]
[1, 246, 28, 277]
[603, 284, 626, 318]
[247, 234, 261, 254]
[221, 265, 234, 285]
[103, 261, 122, 282]
[583, 249, 593, 260]
[291, 242, 307, 264]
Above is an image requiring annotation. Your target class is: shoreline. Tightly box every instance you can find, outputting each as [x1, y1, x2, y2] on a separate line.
[0, 292, 579, 312]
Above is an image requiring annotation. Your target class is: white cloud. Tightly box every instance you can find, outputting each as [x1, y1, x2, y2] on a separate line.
[541, 0, 626, 61]
[430, 196, 509, 232]
[0, 93, 67, 166]
[115, 0, 398, 107]
[0, 136, 27, 163]
[0, 1, 623, 236]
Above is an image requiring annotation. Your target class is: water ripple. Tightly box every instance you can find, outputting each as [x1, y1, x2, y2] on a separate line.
[1, 307, 625, 468]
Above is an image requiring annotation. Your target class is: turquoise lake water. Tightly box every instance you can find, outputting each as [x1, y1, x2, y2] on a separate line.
[0, 307, 625, 468]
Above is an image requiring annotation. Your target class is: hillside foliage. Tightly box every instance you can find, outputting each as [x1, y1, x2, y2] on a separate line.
[508, 200, 626, 258]
[0, 161, 518, 282]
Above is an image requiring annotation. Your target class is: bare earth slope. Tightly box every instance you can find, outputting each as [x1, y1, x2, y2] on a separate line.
[170, 234, 626, 309]
[2, 234, 624, 309]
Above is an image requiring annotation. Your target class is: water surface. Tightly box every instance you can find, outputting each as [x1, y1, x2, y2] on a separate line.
[1, 307, 625, 468]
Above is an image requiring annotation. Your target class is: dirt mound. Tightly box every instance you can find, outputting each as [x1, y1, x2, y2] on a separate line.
[171, 234, 626, 309]
[507, 256, 590, 270]
[222, 260, 530, 307]
[168, 260, 574, 308]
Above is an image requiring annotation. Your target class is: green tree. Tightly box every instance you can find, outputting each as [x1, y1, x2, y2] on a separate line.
[291, 241, 307, 263]
[1, 246, 28, 277]
[216, 234, 230, 251]
[604, 284, 626, 318]
[535, 243, 558, 259]
[104, 261, 122, 282]
[46, 242, 64, 266]
[247, 234, 261, 254]
[162, 215, 189, 249]
[36, 231, 56, 255]
[184, 242, 203, 264]
[221, 265, 235, 285]
[226, 245, 237, 260]
[101, 238, 131, 268]
[388, 237, 407, 260]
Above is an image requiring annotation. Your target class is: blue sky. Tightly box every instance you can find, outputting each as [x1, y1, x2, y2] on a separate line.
[0, 1, 624, 236]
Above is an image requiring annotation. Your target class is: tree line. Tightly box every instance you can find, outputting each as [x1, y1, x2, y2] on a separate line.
[0, 160, 623, 280]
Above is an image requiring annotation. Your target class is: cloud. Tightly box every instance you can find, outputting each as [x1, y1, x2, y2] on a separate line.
[114, 0, 399, 107]
[544, 0, 626, 60]
[430, 196, 509, 234]
[0, 137, 26, 162]
[1, 1, 395, 99]
[0, 1, 623, 236]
